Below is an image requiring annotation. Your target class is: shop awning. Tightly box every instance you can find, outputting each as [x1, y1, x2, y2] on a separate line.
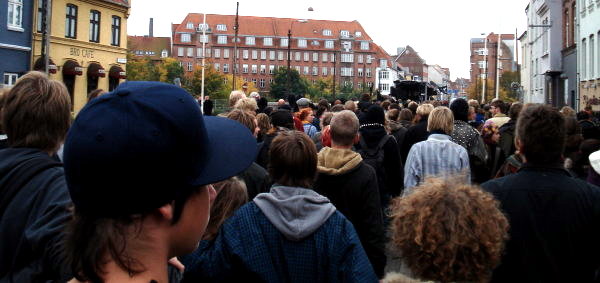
[33, 57, 58, 74]
[87, 63, 106, 78]
[109, 66, 126, 79]
[63, 60, 83, 76]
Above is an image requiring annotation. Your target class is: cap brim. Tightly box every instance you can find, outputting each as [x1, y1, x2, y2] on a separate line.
[590, 150, 600, 174]
[192, 116, 258, 186]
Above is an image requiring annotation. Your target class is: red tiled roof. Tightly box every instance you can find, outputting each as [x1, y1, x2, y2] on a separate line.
[174, 13, 373, 41]
[128, 36, 171, 60]
[103, 0, 130, 7]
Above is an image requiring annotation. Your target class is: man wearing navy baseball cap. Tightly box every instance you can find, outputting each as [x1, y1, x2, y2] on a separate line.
[62, 82, 257, 283]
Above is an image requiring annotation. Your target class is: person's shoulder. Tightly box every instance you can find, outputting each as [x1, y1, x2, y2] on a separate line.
[481, 174, 514, 192]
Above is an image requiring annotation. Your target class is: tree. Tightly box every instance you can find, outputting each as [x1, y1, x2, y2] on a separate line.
[158, 57, 184, 84]
[466, 78, 495, 103]
[183, 64, 229, 99]
[126, 54, 160, 81]
[499, 71, 520, 102]
[269, 67, 308, 99]
[221, 74, 259, 98]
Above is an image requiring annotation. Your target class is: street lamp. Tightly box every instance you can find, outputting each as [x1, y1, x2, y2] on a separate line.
[286, 9, 312, 101]
[481, 32, 488, 104]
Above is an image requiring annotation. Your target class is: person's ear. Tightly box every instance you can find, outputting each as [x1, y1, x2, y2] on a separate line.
[158, 202, 174, 222]
[353, 133, 360, 144]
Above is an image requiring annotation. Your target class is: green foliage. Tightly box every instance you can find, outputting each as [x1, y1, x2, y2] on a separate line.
[183, 64, 228, 99]
[269, 67, 308, 99]
[160, 58, 184, 84]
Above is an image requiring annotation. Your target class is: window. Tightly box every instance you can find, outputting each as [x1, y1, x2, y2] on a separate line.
[478, 61, 487, 69]
[214, 63, 220, 72]
[340, 30, 350, 37]
[161, 49, 168, 58]
[344, 81, 353, 87]
[242, 50, 249, 59]
[259, 65, 266, 74]
[186, 22, 194, 29]
[280, 38, 289, 47]
[89, 10, 100, 42]
[311, 40, 320, 46]
[181, 33, 191, 42]
[358, 68, 364, 77]
[223, 64, 229, 73]
[217, 35, 227, 44]
[243, 64, 249, 73]
[341, 41, 352, 51]
[7, 0, 23, 29]
[312, 66, 318, 76]
[187, 62, 193, 71]
[252, 65, 258, 74]
[313, 52, 319, 62]
[264, 37, 273, 46]
[295, 66, 301, 72]
[298, 39, 307, 48]
[341, 68, 353, 76]
[261, 50, 267, 60]
[379, 59, 387, 67]
[269, 50, 276, 60]
[304, 52, 309, 61]
[355, 31, 362, 37]
[278, 51, 284, 61]
[357, 54, 363, 63]
[37, 0, 43, 32]
[223, 49, 230, 59]
[187, 47, 194, 57]
[205, 48, 211, 57]
[331, 67, 335, 75]
[598, 31, 600, 78]
[380, 71, 389, 79]
[269, 65, 275, 74]
[214, 48, 221, 58]
[3, 73, 18, 88]
[198, 23, 208, 31]
[591, 35, 595, 78]
[199, 35, 209, 43]
[360, 41, 369, 50]
[65, 4, 78, 38]
[341, 53, 354, 63]
[252, 50, 258, 59]
[379, 84, 389, 91]
[366, 55, 373, 64]
[325, 40, 334, 49]
[295, 52, 301, 61]
[303, 66, 309, 75]
[366, 68, 372, 77]
[177, 47, 184, 57]
[542, 18, 549, 53]
[331, 53, 336, 62]
[260, 79, 265, 88]
[323, 29, 332, 36]
[322, 67, 328, 76]
[582, 39, 587, 79]
[246, 37, 255, 45]
[217, 24, 227, 31]
[252, 78, 257, 85]
[367, 82, 373, 88]
[111, 16, 121, 46]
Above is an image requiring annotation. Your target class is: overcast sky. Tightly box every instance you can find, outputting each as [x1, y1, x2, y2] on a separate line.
[127, 0, 528, 80]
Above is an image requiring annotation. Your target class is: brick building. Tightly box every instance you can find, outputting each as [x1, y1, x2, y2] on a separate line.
[469, 33, 517, 101]
[561, 0, 577, 108]
[393, 45, 427, 81]
[128, 36, 171, 62]
[171, 13, 392, 95]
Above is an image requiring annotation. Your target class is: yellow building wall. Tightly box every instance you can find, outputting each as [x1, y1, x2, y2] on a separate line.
[32, 0, 129, 113]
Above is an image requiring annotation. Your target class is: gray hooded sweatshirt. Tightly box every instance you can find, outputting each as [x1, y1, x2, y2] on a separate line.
[253, 185, 336, 241]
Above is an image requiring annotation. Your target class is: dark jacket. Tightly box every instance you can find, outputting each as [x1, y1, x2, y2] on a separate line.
[256, 133, 276, 169]
[0, 148, 72, 282]
[498, 119, 516, 157]
[181, 186, 377, 283]
[202, 99, 214, 116]
[481, 164, 600, 283]
[314, 148, 386, 278]
[400, 118, 429, 164]
[238, 162, 270, 200]
[355, 126, 404, 199]
[388, 121, 407, 159]
[579, 120, 600, 140]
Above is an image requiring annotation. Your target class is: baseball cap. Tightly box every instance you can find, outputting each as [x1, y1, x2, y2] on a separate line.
[63, 81, 257, 217]
[296, 97, 311, 108]
[590, 150, 600, 174]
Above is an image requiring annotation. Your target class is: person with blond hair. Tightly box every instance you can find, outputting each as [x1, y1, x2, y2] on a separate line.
[0, 71, 72, 281]
[385, 176, 509, 283]
[403, 107, 470, 194]
[234, 97, 258, 114]
[228, 90, 246, 108]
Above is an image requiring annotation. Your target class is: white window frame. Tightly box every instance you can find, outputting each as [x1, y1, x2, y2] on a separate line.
[187, 62, 193, 71]
[243, 49, 249, 59]
[214, 63, 220, 72]
[181, 33, 191, 43]
[295, 52, 301, 61]
[325, 40, 334, 49]
[280, 38, 289, 47]
[322, 67, 328, 76]
[223, 64, 229, 73]
[7, 0, 23, 30]
[259, 79, 265, 88]
[252, 50, 258, 60]
[199, 34, 209, 43]
[177, 47, 184, 57]
[217, 35, 227, 44]
[214, 48, 221, 58]
[260, 65, 266, 74]
[313, 52, 319, 62]
[358, 68, 364, 77]
[246, 36, 256, 45]
[278, 51, 284, 61]
[269, 50, 276, 60]
[216, 24, 227, 31]
[3, 73, 19, 88]
[323, 29, 332, 36]
[261, 50, 267, 60]
[263, 37, 273, 46]
[355, 31, 362, 37]
[312, 66, 318, 76]
[341, 67, 353, 77]
[161, 50, 168, 58]
[252, 64, 258, 74]
[360, 41, 369, 50]
[298, 39, 307, 48]
[357, 54, 363, 63]
[243, 64, 249, 73]
[304, 52, 309, 61]
[269, 65, 275, 74]
[340, 30, 350, 37]
[341, 53, 354, 63]
[223, 49, 230, 59]
[187, 47, 194, 57]
[303, 66, 309, 75]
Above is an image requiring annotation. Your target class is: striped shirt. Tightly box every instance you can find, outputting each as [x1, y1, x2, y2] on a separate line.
[403, 134, 470, 195]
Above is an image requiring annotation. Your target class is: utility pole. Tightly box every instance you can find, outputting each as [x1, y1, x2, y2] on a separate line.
[482, 35, 488, 104]
[232, 2, 239, 91]
[42, 0, 52, 74]
[200, 13, 207, 113]
[495, 33, 501, 100]
[287, 28, 292, 98]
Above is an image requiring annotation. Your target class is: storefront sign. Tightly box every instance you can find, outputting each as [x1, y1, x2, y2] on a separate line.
[69, 47, 94, 58]
[117, 58, 127, 64]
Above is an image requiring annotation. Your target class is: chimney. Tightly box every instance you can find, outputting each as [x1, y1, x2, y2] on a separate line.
[149, 18, 154, 37]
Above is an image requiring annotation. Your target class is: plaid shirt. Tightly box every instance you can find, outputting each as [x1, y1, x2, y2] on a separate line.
[403, 134, 470, 195]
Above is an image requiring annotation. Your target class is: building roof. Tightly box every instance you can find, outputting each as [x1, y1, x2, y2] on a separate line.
[173, 13, 373, 42]
[102, 0, 130, 7]
[128, 36, 171, 60]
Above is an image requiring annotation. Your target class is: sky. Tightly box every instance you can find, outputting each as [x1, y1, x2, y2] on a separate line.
[127, 0, 529, 81]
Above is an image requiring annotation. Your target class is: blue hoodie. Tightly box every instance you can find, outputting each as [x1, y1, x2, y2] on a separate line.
[0, 148, 72, 282]
[181, 185, 377, 283]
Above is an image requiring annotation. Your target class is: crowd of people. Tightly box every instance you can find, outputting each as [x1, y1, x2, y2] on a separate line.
[2, 71, 600, 283]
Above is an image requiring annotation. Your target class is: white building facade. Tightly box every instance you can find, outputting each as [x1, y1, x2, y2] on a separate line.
[578, 0, 600, 109]
[523, 0, 563, 104]
[376, 66, 400, 96]
[519, 31, 531, 103]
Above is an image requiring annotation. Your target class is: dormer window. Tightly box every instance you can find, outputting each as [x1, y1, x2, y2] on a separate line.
[355, 31, 362, 37]
[298, 39, 307, 48]
[245, 36, 255, 45]
[186, 22, 194, 29]
[181, 33, 191, 42]
[161, 49, 168, 58]
[340, 30, 350, 37]
[323, 29, 332, 36]
[198, 23, 209, 31]
[217, 24, 227, 31]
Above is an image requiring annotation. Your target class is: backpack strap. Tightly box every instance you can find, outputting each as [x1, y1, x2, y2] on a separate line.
[0, 156, 62, 219]
[360, 135, 391, 156]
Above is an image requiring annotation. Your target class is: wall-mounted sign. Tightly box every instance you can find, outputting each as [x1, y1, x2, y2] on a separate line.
[69, 47, 94, 58]
[117, 58, 127, 64]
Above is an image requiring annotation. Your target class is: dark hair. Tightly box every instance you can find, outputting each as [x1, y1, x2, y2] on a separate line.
[203, 177, 247, 241]
[87, 89, 105, 102]
[517, 104, 566, 165]
[399, 109, 413, 122]
[331, 104, 345, 112]
[389, 103, 400, 111]
[268, 131, 317, 188]
[361, 93, 371, 101]
[450, 98, 469, 122]
[65, 186, 203, 283]
[387, 109, 400, 121]
[491, 100, 508, 114]
[508, 103, 523, 120]
[381, 100, 391, 111]
[577, 111, 591, 121]
[316, 105, 328, 119]
[2, 71, 71, 152]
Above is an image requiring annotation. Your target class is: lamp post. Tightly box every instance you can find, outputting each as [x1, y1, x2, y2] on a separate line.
[481, 33, 488, 104]
[286, 12, 311, 100]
